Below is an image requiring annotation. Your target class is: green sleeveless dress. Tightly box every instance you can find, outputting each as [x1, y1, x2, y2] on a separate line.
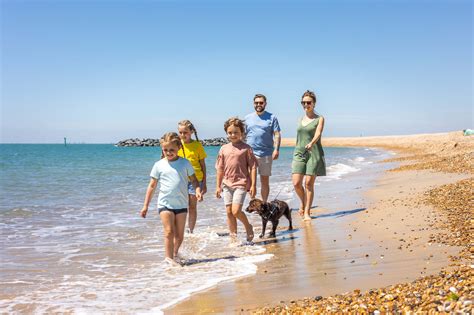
[291, 116, 326, 176]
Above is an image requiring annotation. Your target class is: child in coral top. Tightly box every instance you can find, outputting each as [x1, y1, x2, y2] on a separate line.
[215, 117, 257, 243]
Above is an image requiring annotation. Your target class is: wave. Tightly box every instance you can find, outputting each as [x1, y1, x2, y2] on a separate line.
[325, 163, 361, 181]
[0, 207, 35, 219]
[1, 228, 273, 314]
[151, 253, 274, 314]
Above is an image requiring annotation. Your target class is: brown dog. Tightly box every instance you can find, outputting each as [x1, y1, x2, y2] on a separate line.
[245, 199, 293, 238]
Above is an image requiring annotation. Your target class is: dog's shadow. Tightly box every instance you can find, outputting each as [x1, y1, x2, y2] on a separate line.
[254, 234, 299, 245]
[253, 228, 300, 245]
[310, 207, 366, 219]
[216, 229, 299, 246]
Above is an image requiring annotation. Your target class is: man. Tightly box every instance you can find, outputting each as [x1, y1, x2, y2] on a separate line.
[245, 94, 281, 203]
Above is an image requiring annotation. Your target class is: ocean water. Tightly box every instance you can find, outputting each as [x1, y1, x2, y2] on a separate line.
[0, 144, 392, 313]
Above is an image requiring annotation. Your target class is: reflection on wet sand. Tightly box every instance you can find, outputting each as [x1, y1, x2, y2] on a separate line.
[168, 170, 464, 314]
[166, 212, 346, 314]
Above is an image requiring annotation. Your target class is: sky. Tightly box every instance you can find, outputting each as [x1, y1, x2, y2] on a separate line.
[1, 0, 472, 143]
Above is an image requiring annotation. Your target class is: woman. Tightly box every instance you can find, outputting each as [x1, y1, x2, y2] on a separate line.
[292, 90, 326, 221]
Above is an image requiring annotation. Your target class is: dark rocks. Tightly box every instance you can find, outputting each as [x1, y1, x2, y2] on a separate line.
[115, 138, 160, 147]
[201, 137, 229, 146]
[115, 137, 229, 147]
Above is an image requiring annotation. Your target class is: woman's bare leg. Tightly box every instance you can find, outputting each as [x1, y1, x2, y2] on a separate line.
[292, 173, 305, 216]
[303, 175, 316, 221]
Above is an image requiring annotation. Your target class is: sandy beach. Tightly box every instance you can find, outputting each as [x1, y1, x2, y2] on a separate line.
[167, 131, 473, 314]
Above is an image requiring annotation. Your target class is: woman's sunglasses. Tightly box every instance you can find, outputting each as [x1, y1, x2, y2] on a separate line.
[301, 101, 313, 105]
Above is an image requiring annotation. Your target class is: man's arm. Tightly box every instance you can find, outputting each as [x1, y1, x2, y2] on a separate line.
[272, 130, 281, 160]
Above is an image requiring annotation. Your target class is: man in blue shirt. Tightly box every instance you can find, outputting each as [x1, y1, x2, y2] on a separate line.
[245, 94, 281, 203]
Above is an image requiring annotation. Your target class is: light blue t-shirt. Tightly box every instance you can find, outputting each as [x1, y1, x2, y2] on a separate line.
[149, 157, 195, 210]
[245, 111, 281, 157]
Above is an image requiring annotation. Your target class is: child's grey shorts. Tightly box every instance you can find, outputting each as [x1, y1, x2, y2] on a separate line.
[222, 184, 247, 206]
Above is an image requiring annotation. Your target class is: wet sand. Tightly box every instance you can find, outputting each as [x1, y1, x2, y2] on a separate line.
[167, 131, 473, 314]
[167, 172, 469, 313]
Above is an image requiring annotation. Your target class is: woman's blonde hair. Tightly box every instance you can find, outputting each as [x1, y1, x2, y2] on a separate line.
[224, 117, 246, 135]
[160, 132, 185, 159]
[301, 90, 317, 104]
[178, 119, 200, 142]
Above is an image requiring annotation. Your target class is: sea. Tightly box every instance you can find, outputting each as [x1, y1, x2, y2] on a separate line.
[0, 144, 393, 313]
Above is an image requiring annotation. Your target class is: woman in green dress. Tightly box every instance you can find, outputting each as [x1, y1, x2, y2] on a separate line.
[291, 90, 326, 221]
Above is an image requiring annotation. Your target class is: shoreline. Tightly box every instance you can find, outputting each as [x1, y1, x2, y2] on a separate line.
[167, 131, 473, 313]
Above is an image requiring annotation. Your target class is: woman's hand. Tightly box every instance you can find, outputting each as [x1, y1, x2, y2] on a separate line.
[201, 183, 207, 195]
[140, 207, 148, 218]
[304, 142, 314, 151]
[215, 187, 222, 199]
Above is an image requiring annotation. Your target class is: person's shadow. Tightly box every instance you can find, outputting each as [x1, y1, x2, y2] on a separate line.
[180, 255, 238, 266]
[311, 208, 366, 219]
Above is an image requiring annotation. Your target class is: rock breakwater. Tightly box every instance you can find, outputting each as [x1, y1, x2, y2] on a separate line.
[115, 137, 228, 147]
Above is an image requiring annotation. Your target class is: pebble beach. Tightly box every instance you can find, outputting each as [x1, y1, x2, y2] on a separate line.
[253, 131, 473, 314]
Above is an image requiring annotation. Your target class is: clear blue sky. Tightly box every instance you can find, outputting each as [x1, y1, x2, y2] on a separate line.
[1, 0, 472, 143]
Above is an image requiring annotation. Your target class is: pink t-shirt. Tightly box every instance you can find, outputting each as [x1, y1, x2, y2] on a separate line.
[215, 142, 257, 190]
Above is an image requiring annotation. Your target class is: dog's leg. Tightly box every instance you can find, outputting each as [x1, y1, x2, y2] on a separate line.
[284, 206, 293, 230]
[259, 218, 267, 238]
[269, 219, 279, 238]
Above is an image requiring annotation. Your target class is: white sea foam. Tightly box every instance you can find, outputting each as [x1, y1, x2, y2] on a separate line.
[1, 223, 273, 313]
[150, 253, 274, 313]
[324, 163, 361, 181]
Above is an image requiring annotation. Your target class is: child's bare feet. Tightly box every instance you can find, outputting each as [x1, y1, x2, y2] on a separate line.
[164, 257, 182, 267]
[174, 253, 185, 265]
[230, 232, 238, 244]
[246, 224, 254, 242]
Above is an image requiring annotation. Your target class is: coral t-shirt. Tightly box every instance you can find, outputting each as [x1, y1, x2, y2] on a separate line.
[215, 142, 257, 190]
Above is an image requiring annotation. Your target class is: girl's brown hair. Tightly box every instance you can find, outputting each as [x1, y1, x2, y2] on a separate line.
[301, 90, 317, 104]
[160, 132, 185, 159]
[178, 119, 200, 142]
[224, 117, 246, 134]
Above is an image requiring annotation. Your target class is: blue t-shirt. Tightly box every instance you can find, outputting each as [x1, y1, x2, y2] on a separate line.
[149, 157, 195, 210]
[245, 111, 281, 157]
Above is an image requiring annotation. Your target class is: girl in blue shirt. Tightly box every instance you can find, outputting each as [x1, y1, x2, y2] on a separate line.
[140, 132, 202, 266]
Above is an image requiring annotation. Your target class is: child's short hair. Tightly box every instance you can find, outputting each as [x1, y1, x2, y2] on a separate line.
[301, 90, 317, 104]
[178, 120, 200, 141]
[224, 117, 246, 134]
[160, 132, 184, 158]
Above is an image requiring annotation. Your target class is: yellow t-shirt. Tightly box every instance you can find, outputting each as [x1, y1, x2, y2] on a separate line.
[178, 140, 207, 181]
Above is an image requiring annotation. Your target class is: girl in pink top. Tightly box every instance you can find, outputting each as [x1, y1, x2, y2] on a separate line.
[215, 117, 257, 242]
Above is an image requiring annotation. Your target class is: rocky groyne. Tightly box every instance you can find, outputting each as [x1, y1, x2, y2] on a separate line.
[115, 137, 228, 147]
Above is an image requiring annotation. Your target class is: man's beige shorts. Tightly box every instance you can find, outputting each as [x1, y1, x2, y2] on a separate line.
[256, 155, 273, 176]
[223, 184, 247, 205]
